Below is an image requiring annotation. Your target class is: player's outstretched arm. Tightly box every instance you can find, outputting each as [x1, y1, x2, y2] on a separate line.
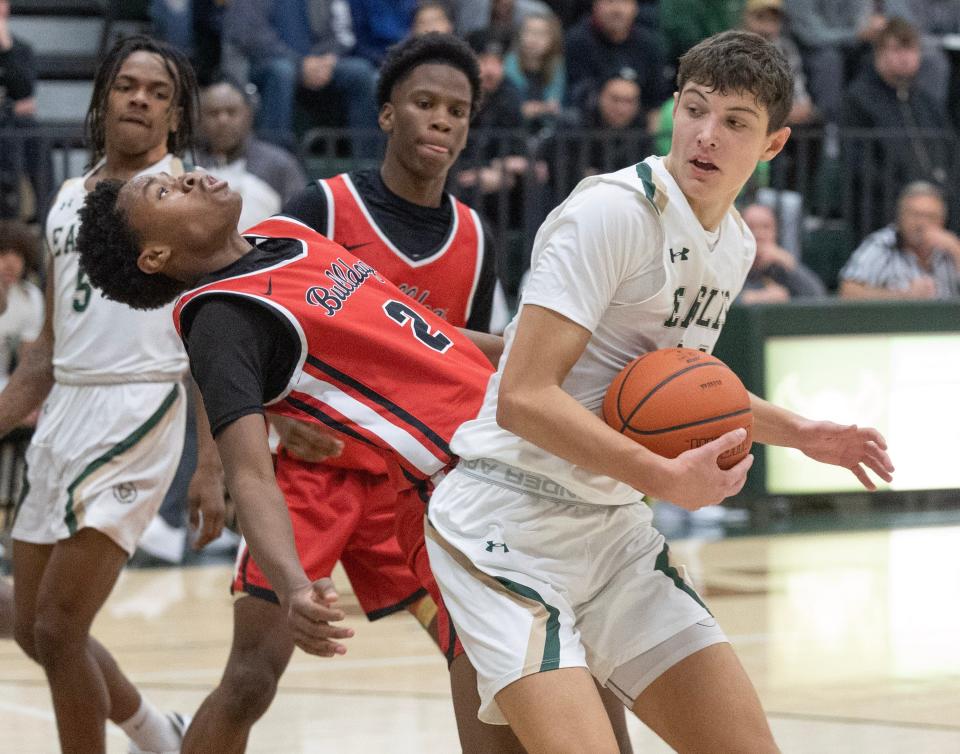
[0, 260, 54, 436]
[215, 414, 354, 656]
[749, 392, 894, 490]
[497, 304, 752, 508]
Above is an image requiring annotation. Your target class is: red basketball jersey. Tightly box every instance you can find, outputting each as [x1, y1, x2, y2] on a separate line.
[173, 216, 493, 483]
[319, 173, 485, 327]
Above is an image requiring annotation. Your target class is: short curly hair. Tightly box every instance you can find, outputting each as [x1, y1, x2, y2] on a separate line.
[77, 179, 187, 310]
[376, 32, 481, 116]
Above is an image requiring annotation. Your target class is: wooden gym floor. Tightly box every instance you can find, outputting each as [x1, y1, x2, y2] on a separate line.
[3, 513, 960, 753]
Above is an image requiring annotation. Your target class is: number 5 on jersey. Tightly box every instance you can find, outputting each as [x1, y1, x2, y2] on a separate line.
[383, 300, 453, 353]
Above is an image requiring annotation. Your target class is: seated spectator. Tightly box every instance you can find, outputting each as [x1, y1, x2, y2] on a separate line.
[538, 67, 649, 203]
[786, 0, 915, 124]
[840, 181, 960, 299]
[151, 0, 225, 83]
[0, 220, 43, 394]
[489, 0, 555, 41]
[903, 0, 958, 107]
[565, 0, 667, 129]
[411, 1, 456, 36]
[659, 0, 746, 66]
[742, 0, 816, 125]
[739, 204, 826, 303]
[0, 0, 39, 220]
[348, 0, 417, 66]
[195, 77, 308, 230]
[842, 17, 952, 230]
[225, 0, 378, 148]
[457, 29, 527, 197]
[504, 11, 568, 134]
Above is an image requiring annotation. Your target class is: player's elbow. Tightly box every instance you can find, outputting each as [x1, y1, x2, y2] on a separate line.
[496, 384, 538, 435]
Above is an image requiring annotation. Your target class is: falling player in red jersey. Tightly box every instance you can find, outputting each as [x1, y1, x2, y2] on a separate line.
[76, 170, 508, 752]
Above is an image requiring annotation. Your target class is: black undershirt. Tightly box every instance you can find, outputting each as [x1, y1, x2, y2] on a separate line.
[182, 240, 301, 436]
[282, 168, 496, 331]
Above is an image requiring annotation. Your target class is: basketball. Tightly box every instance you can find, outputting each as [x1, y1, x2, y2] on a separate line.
[602, 348, 752, 469]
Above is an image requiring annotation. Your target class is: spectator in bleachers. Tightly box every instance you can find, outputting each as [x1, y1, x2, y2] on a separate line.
[565, 0, 668, 130]
[489, 0, 556, 41]
[504, 11, 568, 134]
[0, 220, 42, 394]
[840, 180, 960, 299]
[739, 204, 826, 303]
[225, 0, 378, 149]
[785, 0, 915, 124]
[411, 1, 456, 36]
[842, 17, 952, 230]
[539, 66, 649, 199]
[348, 0, 417, 65]
[741, 0, 815, 125]
[0, 0, 38, 220]
[195, 77, 307, 230]
[150, 0, 226, 84]
[458, 28, 527, 196]
[659, 0, 745, 66]
[0, 0, 36, 120]
[903, 0, 958, 107]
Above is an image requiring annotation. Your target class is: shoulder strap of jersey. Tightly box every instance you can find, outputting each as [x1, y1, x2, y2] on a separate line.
[634, 161, 669, 216]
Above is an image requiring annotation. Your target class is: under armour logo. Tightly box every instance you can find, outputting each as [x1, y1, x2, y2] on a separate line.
[670, 247, 690, 263]
[485, 541, 509, 553]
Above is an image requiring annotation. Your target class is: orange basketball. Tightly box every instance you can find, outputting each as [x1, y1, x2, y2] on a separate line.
[602, 348, 752, 469]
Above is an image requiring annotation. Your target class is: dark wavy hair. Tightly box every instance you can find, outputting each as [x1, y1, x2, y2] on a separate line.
[76, 179, 187, 310]
[677, 30, 793, 133]
[86, 34, 198, 166]
[376, 32, 481, 116]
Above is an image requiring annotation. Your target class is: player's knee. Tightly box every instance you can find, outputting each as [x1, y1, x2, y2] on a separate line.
[219, 661, 281, 722]
[32, 604, 87, 667]
[13, 618, 39, 662]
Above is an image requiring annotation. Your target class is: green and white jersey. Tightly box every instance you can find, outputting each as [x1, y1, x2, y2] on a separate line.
[45, 154, 189, 384]
[449, 155, 755, 507]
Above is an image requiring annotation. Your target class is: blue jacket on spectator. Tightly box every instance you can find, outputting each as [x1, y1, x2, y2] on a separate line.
[347, 0, 417, 65]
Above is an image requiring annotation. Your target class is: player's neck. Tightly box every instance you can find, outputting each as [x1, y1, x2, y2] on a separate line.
[192, 232, 253, 282]
[100, 142, 169, 182]
[379, 160, 445, 208]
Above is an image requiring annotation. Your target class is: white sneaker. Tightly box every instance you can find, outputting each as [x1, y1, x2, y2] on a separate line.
[137, 515, 187, 564]
[127, 711, 191, 754]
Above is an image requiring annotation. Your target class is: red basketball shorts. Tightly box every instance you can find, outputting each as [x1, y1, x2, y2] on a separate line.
[232, 452, 463, 660]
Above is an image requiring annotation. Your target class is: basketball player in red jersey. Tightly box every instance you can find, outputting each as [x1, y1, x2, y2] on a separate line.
[76, 175, 500, 750]
[283, 32, 629, 751]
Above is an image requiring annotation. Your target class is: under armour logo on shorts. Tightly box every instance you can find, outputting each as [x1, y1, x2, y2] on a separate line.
[485, 541, 509, 553]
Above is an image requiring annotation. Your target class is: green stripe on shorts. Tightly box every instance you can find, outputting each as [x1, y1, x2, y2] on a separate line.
[64, 384, 180, 534]
[495, 576, 562, 672]
[655, 543, 711, 615]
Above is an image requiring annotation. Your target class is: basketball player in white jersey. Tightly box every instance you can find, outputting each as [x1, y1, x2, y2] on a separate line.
[425, 31, 896, 753]
[0, 36, 224, 754]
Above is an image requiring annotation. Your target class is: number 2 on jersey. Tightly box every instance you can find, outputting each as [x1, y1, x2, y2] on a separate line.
[73, 269, 92, 312]
[383, 300, 453, 353]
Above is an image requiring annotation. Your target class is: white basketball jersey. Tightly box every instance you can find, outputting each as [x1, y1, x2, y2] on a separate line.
[450, 155, 756, 506]
[46, 154, 189, 384]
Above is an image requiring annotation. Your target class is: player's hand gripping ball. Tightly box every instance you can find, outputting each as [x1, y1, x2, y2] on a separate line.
[602, 348, 752, 469]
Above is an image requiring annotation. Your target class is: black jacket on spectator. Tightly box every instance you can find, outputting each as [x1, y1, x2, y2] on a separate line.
[564, 17, 667, 114]
[842, 63, 953, 231]
[0, 38, 35, 117]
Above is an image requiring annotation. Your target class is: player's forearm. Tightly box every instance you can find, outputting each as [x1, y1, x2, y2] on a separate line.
[496, 382, 672, 496]
[189, 378, 224, 476]
[0, 335, 53, 436]
[458, 328, 504, 367]
[749, 392, 806, 448]
[227, 474, 311, 601]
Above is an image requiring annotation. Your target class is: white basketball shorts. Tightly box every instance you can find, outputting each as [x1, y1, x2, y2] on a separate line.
[12, 381, 187, 556]
[425, 460, 724, 724]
